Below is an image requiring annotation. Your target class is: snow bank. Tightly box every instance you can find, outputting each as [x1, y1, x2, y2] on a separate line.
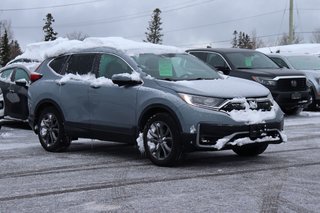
[257, 43, 320, 56]
[16, 37, 184, 62]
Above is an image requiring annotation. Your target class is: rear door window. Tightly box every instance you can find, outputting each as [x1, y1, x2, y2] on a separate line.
[49, 56, 68, 74]
[66, 54, 97, 75]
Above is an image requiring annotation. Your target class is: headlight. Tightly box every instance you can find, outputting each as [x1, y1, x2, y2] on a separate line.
[252, 76, 277, 86]
[179, 93, 225, 109]
[267, 93, 275, 104]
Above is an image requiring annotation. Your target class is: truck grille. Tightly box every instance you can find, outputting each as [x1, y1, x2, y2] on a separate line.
[277, 78, 306, 91]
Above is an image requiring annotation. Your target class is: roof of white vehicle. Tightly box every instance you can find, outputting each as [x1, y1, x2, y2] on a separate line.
[16, 37, 184, 61]
[257, 43, 320, 56]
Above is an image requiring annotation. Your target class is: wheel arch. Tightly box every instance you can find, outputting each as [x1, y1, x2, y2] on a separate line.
[138, 104, 183, 136]
[33, 99, 65, 131]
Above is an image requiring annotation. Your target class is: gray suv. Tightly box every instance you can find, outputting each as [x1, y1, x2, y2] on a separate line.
[28, 46, 285, 166]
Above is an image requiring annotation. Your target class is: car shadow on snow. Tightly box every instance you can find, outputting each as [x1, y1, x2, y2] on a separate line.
[0, 120, 31, 130]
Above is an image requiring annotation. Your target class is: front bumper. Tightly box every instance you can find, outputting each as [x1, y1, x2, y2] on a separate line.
[182, 121, 284, 151]
[272, 90, 311, 109]
[0, 98, 4, 119]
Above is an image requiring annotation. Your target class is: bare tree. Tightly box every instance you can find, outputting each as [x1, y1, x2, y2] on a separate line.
[251, 30, 265, 49]
[66, 31, 89, 41]
[311, 28, 320, 43]
[278, 29, 303, 45]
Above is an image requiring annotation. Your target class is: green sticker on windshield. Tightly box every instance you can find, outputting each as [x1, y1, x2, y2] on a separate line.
[159, 58, 173, 77]
[245, 58, 252, 67]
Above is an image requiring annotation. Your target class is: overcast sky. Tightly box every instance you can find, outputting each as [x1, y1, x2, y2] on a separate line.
[0, 0, 319, 50]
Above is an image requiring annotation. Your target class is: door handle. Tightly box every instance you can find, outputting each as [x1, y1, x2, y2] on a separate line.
[90, 84, 101, 89]
[56, 81, 66, 86]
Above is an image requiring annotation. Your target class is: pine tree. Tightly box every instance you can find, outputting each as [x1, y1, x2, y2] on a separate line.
[43, 13, 58, 41]
[144, 8, 163, 44]
[232, 30, 238, 48]
[9, 40, 22, 60]
[0, 30, 11, 66]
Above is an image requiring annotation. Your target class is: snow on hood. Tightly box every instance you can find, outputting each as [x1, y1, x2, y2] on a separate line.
[257, 43, 320, 56]
[15, 37, 184, 62]
[157, 76, 270, 98]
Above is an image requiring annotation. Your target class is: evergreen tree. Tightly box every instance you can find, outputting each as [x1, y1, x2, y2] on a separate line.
[9, 40, 22, 60]
[232, 30, 238, 48]
[144, 8, 163, 44]
[43, 13, 58, 41]
[231, 30, 255, 49]
[0, 30, 11, 66]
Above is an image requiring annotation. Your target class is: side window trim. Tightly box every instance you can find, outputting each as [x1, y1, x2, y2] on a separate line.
[98, 53, 135, 78]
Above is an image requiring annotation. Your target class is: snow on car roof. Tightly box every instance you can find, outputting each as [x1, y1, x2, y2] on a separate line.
[256, 43, 320, 56]
[16, 37, 184, 61]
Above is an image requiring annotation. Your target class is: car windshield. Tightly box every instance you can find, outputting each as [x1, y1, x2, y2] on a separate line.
[286, 55, 320, 70]
[132, 53, 221, 81]
[226, 51, 280, 69]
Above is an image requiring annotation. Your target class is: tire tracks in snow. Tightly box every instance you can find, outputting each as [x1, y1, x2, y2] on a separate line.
[0, 161, 320, 202]
[1, 146, 320, 180]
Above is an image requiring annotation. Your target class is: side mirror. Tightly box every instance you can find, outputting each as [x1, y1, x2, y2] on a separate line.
[215, 66, 230, 75]
[111, 74, 142, 87]
[15, 79, 29, 87]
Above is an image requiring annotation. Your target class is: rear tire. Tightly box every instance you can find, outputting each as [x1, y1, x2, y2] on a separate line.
[37, 107, 71, 152]
[232, 143, 268, 156]
[143, 113, 182, 166]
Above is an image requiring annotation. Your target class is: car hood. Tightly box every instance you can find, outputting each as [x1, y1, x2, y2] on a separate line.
[237, 68, 305, 78]
[156, 76, 270, 98]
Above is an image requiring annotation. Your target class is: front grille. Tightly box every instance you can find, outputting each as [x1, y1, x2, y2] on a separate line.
[220, 98, 272, 112]
[277, 78, 306, 91]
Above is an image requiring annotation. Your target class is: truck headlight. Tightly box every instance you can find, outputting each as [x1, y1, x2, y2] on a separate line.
[179, 93, 225, 109]
[252, 76, 277, 86]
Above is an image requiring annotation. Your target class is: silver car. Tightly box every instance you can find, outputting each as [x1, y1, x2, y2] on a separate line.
[268, 53, 320, 110]
[28, 45, 285, 166]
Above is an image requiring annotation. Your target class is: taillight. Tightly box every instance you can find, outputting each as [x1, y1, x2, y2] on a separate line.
[30, 72, 43, 83]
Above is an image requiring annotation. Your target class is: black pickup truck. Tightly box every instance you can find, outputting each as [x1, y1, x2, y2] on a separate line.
[187, 48, 310, 114]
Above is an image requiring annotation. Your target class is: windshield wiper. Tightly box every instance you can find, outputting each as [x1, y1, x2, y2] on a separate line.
[160, 78, 176, 81]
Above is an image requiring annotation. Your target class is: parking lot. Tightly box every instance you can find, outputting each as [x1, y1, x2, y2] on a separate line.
[0, 112, 320, 212]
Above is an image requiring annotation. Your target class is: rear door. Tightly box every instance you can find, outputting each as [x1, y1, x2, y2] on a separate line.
[57, 53, 98, 134]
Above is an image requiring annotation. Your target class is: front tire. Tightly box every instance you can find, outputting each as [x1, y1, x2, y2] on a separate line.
[282, 107, 303, 115]
[143, 113, 182, 166]
[232, 143, 268, 156]
[37, 107, 71, 152]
